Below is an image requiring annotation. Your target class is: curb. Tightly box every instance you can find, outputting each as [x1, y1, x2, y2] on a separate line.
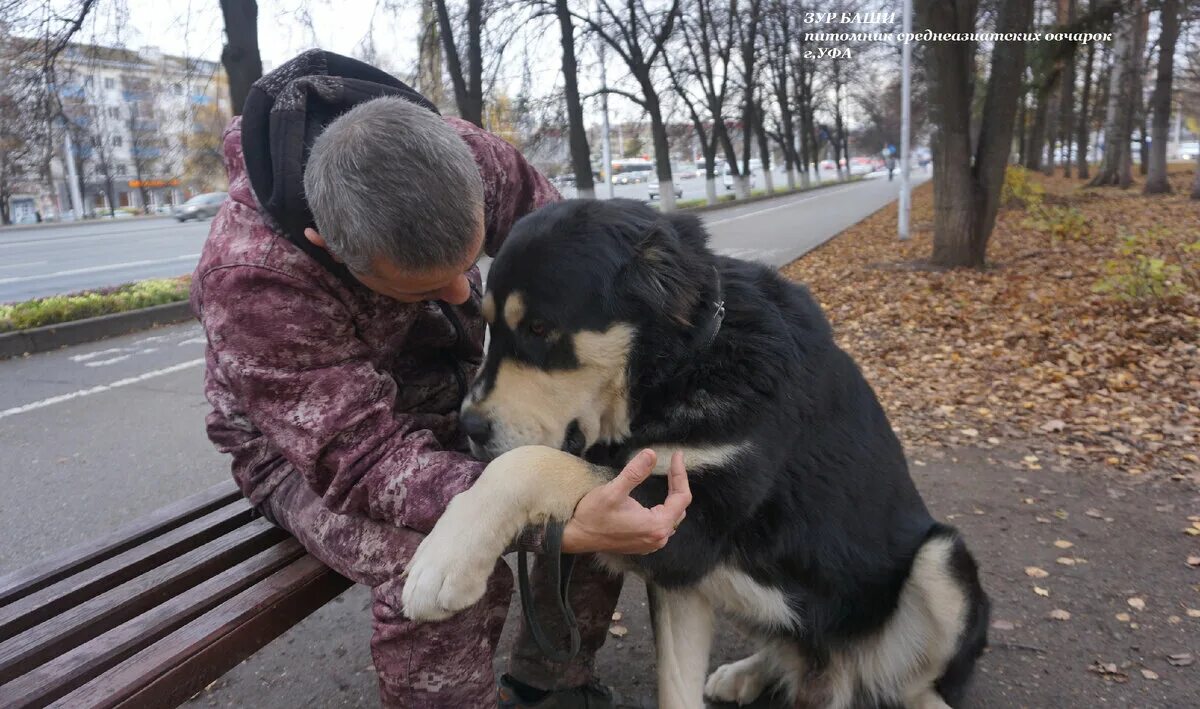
[0, 301, 195, 360]
[677, 175, 865, 215]
[0, 214, 171, 234]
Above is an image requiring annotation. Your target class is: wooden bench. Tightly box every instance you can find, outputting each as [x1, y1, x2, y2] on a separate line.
[0, 481, 352, 708]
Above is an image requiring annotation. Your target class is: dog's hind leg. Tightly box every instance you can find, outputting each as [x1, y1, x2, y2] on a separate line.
[649, 584, 715, 709]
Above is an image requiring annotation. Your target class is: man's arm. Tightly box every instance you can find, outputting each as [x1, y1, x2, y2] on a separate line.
[201, 264, 481, 534]
[446, 116, 562, 256]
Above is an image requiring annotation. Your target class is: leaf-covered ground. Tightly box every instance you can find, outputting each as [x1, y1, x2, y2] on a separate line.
[781, 168, 1200, 483]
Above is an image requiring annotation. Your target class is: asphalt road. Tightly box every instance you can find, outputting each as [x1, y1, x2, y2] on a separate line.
[0, 167, 874, 304]
[0, 217, 212, 303]
[0, 173, 924, 707]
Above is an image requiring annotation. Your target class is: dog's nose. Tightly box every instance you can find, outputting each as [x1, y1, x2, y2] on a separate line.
[460, 409, 493, 446]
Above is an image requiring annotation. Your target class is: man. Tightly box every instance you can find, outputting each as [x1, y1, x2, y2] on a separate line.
[192, 50, 690, 708]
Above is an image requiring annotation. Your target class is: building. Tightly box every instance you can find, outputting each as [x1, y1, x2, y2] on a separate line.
[46, 43, 231, 219]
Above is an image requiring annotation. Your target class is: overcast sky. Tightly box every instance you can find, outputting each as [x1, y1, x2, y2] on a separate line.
[68, 0, 656, 127]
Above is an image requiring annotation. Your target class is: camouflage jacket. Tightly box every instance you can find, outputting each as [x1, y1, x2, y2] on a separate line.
[191, 115, 559, 534]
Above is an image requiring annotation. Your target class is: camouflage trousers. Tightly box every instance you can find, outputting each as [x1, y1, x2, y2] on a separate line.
[261, 471, 625, 708]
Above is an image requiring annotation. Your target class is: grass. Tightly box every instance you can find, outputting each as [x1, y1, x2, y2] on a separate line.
[0, 276, 191, 333]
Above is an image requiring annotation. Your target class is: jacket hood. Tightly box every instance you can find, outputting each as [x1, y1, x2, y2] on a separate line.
[239, 49, 438, 277]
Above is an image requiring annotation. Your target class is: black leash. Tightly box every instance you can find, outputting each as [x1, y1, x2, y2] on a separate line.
[517, 521, 580, 663]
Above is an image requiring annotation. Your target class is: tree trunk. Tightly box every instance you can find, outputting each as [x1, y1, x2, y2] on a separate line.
[920, 0, 1034, 269]
[435, 0, 484, 126]
[1090, 6, 1140, 188]
[219, 0, 263, 115]
[1076, 38, 1096, 179]
[1192, 150, 1200, 199]
[1059, 0, 1077, 177]
[555, 0, 594, 197]
[642, 89, 675, 211]
[1026, 87, 1051, 170]
[1144, 0, 1179, 193]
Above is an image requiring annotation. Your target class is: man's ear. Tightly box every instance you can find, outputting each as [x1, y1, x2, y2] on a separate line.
[621, 223, 700, 327]
[305, 228, 344, 263]
[304, 227, 327, 250]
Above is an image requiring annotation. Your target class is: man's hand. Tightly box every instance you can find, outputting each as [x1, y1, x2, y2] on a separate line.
[561, 450, 691, 555]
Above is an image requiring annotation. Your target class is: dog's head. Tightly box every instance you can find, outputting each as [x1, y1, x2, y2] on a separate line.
[461, 198, 715, 460]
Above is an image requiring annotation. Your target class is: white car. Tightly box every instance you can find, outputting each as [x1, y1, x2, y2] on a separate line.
[1179, 142, 1199, 161]
[723, 168, 757, 191]
[647, 178, 682, 200]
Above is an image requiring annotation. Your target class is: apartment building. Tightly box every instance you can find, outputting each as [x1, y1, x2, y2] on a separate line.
[45, 43, 231, 219]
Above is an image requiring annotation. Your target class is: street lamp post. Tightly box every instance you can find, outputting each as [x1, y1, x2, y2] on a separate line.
[898, 0, 912, 240]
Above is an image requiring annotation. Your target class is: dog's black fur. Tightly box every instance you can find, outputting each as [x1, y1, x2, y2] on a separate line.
[476, 198, 989, 706]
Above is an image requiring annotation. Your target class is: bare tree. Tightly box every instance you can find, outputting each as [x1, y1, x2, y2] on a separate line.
[576, 0, 681, 209]
[1144, 0, 1183, 194]
[435, 0, 485, 125]
[732, 0, 764, 197]
[1090, 2, 1146, 187]
[762, 0, 800, 189]
[667, 0, 738, 203]
[1075, 32, 1098, 178]
[918, 0, 1036, 268]
[125, 92, 162, 212]
[553, 0, 594, 196]
[219, 0, 262, 114]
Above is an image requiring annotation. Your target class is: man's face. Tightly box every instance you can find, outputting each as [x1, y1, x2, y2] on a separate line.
[307, 220, 486, 305]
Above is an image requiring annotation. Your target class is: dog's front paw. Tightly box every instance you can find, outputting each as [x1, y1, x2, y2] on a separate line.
[401, 496, 502, 621]
[401, 544, 491, 621]
[704, 654, 769, 705]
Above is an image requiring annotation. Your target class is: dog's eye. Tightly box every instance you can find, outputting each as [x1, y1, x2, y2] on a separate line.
[527, 320, 549, 337]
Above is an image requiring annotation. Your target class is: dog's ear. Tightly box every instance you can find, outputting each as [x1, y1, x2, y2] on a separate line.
[621, 221, 702, 327]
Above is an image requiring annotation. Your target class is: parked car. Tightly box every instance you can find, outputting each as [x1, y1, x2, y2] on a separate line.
[723, 166, 757, 191]
[1179, 141, 1199, 161]
[647, 178, 683, 200]
[175, 192, 228, 221]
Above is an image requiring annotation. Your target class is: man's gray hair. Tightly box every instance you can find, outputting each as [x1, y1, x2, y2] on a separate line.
[304, 96, 485, 274]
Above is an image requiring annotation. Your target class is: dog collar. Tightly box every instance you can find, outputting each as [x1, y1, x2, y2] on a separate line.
[694, 266, 726, 348]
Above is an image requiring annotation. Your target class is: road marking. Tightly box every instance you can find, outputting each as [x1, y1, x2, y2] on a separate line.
[85, 354, 133, 367]
[0, 359, 204, 420]
[70, 347, 125, 362]
[0, 260, 48, 270]
[706, 184, 864, 226]
[178, 336, 207, 346]
[0, 254, 200, 285]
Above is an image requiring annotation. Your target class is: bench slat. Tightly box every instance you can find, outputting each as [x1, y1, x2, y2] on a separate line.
[52, 555, 351, 709]
[0, 499, 251, 639]
[0, 517, 287, 683]
[0, 481, 240, 607]
[0, 538, 306, 709]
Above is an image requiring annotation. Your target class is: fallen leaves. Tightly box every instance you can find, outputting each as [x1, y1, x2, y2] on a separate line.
[1053, 539, 1075, 549]
[1089, 661, 1129, 683]
[1025, 566, 1050, 578]
[781, 174, 1200, 480]
[1127, 597, 1146, 611]
[1167, 653, 1194, 667]
[1187, 555, 1200, 567]
[608, 624, 628, 638]
[1034, 586, 1050, 597]
[1140, 669, 1160, 680]
[1049, 608, 1072, 621]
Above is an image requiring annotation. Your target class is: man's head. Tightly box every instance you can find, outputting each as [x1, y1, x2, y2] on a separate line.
[303, 96, 485, 304]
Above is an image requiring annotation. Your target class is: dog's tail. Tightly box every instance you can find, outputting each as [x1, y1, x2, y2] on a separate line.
[931, 525, 990, 706]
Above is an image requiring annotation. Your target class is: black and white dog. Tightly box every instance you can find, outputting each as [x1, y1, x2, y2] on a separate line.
[402, 199, 989, 708]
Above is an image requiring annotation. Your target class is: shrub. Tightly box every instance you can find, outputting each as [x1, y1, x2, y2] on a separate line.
[1002, 166, 1045, 209]
[0, 277, 191, 332]
[1025, 205, 1092, 245]
[1092, 232, 1188, 303]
